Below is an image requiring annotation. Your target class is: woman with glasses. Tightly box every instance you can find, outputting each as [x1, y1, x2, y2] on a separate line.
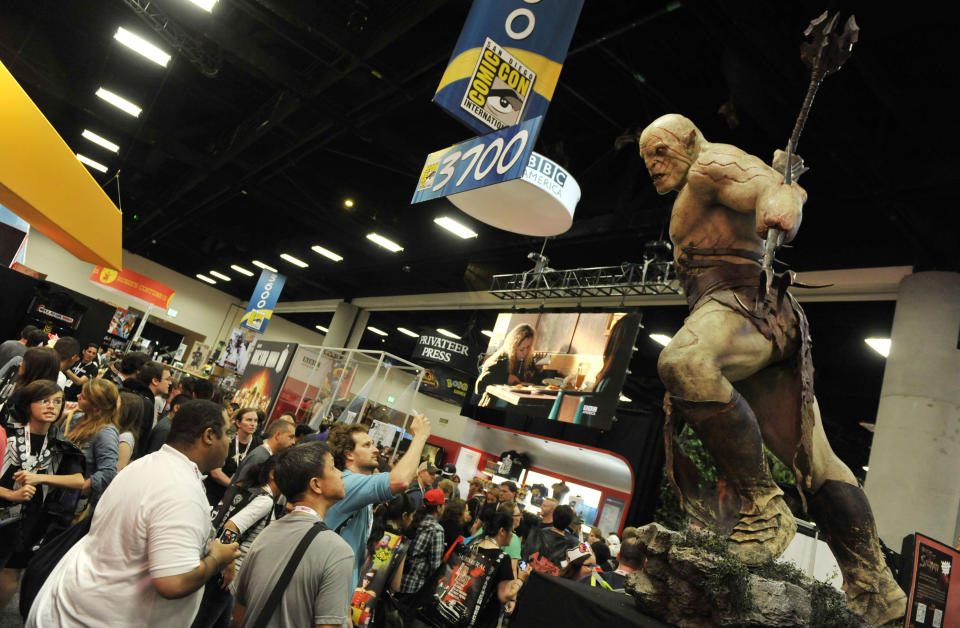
[0, 380, 86, 611]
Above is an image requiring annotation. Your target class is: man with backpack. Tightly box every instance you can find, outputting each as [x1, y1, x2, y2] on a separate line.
[230, 442, 352, 628]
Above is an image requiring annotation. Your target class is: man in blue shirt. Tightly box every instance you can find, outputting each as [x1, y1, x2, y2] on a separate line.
[324, 414, 431, 592]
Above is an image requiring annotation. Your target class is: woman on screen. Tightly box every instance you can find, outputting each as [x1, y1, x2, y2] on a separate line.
[474, 324, 543, 397]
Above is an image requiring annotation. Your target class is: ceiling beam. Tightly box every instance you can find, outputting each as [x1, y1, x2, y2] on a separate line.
[274, 266, 912, 313]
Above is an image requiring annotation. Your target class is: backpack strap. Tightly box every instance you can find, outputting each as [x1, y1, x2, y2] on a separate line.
[249, 520, 329, 628]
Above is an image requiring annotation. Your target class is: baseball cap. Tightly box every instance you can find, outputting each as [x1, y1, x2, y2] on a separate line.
[560, 542, 594, 568]
[418, 461, 439, 474]
[441, 463, 457, 477]
[424, 488, 446, 506]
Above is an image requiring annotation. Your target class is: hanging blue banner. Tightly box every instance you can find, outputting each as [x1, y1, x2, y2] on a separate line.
[240, 269, 286, 334]
[411, 116, 542, 204]
[433, 0, 584, 136]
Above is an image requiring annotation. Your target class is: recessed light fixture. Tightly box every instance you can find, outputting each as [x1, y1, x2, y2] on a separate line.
[114, 27, 171, 67]
[76, 154, 107, 173]
[279, 253, 308, 268]
[437, 328, 461, 340]
[619, 394, 632, 403]
[862, 466, 869, 472]
[367, 326, 388, 336]
[481, 330, 493, 338]
[434, 216, 478, 239]
[95, 87, 142, 117]
[649, 333, 672, 347]
[344, 199, 354, 208]
[366, 233, 403, 252]
[209, 270, 231, 281]
[315, 325, 328, 333]
[185, 0, 217, 11]
[230, 264, 254, 276]
[81, 130, 119, 153]
[252, 260, 278, 273]
[311, 245, 343, 262]
[864, 338, 891, 357]
[196, 274, 216, 284]
[397, 327, 419, 338]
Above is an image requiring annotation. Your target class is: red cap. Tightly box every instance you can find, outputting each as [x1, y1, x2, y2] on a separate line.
[424, 488, 446, 506]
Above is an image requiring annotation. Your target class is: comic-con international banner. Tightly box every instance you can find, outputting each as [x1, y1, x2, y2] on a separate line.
[240, 269, 286, 333]
[433, 0, 584, 136]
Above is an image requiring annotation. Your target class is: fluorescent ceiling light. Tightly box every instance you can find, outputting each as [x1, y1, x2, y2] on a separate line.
[95, 87, 142, 117]
[311, 245, 343, 262]
[114, 27, 170, 67]
[397, 327, 419, 338]
[434, 216, 478, 239]
[280, 253, 308, 268]
[862, 466, 869, 472]
[315, 325, 328, 333]
[196, 274, 216, 284]
[81, 129, 119, 153]
[366, 233, 403, 253]
[619, 394, 632, 403]
[437, 328, 461, 340]
[252, 260, 278, 273]
[209, 270, 231, 281]
[230, 264, 254, 276]
[865, 338, 890, 357]
[185, 0, 217, 11]
[481, 330, 493, 338]
[649, 333, 672, 347]
[367, 326, 388, 336]
[76, 154, 107, 173]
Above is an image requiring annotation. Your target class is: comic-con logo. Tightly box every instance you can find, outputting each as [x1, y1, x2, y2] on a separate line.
[460, 38, 535, 131]
[99, 268, 119, 283]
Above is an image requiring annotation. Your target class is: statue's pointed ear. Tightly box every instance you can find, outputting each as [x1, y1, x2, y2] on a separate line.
[685, 129, 698, 152]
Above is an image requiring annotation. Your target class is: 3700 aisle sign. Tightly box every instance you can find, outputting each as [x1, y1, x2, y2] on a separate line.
[411, 116, 543, 204]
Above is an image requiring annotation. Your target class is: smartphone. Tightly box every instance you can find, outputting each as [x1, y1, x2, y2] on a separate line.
[220, 529, 239, 544]
[518, 560, 527, 571]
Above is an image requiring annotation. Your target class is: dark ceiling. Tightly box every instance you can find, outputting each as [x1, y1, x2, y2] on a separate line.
[1, 0, 952, 477]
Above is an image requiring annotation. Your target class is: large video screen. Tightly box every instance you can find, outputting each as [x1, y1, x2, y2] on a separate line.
[467, 311, 641, 430]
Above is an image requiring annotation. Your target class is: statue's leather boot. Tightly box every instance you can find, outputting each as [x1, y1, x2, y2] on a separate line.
[806, 480, 907, 626]
[672, 391, 796, 565]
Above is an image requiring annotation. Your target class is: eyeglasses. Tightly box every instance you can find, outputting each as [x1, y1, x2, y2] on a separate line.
[34, 398, 64, 407]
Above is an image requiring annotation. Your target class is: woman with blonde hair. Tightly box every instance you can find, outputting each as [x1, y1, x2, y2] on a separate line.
[475, 324, 543, 397]
[63, 378, 120, 502]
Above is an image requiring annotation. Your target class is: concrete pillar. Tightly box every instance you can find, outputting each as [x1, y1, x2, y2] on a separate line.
[322, 302, 369, 349]
[865, 271, 960, 548]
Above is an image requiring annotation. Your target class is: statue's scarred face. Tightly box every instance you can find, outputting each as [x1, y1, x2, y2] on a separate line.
[638, 126, 694, 195]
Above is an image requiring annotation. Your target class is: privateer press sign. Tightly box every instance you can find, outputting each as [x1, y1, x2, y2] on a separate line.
[413, 334, 474, 374]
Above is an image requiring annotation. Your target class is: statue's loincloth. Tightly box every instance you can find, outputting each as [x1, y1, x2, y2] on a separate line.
[664, 249, 818, 529]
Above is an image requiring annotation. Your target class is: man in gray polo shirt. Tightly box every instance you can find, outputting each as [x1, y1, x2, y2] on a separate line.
[231, 441, 352, 628]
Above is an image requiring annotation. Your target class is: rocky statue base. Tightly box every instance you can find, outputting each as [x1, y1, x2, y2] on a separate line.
[624, 523, 895, 628]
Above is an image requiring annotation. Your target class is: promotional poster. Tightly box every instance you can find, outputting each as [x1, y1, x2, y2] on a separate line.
[901, 533, 960, 628]
[468, 311, 641, 430]
[350, 531, 408, 627]
[106, 307, 138, 339]
[232, 340, 297, 417]
[219, 328, 257, 373]
[185, 341, 213, 375]
[270, 347, 357, 424]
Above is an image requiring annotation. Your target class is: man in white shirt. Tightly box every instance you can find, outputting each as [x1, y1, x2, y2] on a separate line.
[27, 400, 242, 627]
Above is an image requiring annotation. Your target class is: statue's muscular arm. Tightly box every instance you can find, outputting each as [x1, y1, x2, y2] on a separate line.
[687, 144, 807, 242]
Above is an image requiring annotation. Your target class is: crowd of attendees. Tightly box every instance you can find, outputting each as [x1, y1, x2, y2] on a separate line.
[0, 326, 646, 627]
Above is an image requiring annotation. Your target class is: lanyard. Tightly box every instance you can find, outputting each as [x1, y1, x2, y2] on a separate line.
[291, 505, 319, 517]
[234, 433, 253, 463]
[23, 424, 48, 470]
